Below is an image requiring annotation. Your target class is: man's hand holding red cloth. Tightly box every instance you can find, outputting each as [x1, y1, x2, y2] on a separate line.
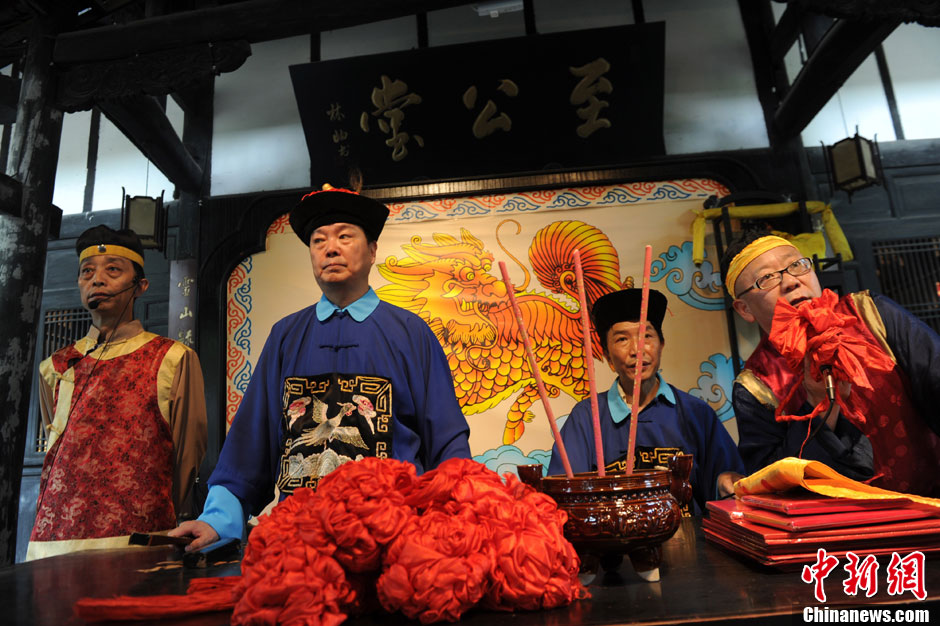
[768, 289, 894, 426]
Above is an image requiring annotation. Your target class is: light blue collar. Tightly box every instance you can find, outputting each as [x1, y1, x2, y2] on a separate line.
[315, 287, 380, 322]
[607, 374, 675, 424]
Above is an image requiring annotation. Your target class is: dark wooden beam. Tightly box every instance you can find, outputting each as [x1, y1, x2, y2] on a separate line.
[738, 0, 810, 199]
[0, 12, 63, 567]
[773, 18, 901, 140]
[800, 12, 834, 56]
[177, 76, 214, 259]
[738, 0, 789, 146]
[874, 44, 905, 140]
[523, 0, 536, 35]
[98, 94, 203, 194]
[54, 0, 478, 65]
[416, 12, 428, 49]
[56, 40, 250, 112]
[769, 3, 803, 61]
[82, 107, 100, 213]
[0, 172, 22, 216]
[631, 0, 645, 24]
[0, 74, 18, 125]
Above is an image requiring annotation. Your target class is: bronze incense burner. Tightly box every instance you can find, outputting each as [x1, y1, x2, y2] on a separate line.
[518, 453, 693, 577]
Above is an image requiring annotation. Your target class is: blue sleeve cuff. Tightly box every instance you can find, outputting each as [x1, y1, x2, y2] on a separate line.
[198, 485, 246, 542]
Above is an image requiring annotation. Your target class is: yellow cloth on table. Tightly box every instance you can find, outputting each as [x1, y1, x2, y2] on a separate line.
[733, 457, 940, 511]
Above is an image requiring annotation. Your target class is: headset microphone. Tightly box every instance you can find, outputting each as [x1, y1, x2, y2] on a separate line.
[87, 280, 139, 310]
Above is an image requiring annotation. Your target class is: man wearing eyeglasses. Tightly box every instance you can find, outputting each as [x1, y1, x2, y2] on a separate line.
[721, 231, 940, 496]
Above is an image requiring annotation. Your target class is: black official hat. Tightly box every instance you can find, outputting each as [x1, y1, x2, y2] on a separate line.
[76, 225, 145, 268]
[592, 288, 668, 347]
[289, 185, 390, 244]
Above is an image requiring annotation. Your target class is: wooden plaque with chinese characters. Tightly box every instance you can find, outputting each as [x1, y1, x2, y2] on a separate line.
[290, 23, 665, 185]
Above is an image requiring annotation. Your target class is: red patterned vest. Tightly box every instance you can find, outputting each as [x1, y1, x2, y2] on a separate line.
[31, 335, 177, 542]
[743, 293, 940, 496]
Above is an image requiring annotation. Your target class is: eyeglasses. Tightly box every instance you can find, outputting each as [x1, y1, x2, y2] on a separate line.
[737, 257, 814, 296]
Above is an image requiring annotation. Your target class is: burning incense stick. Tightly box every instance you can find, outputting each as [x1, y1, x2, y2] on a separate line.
[572, 249, 605, 477]
[498, 261, 574, 478]
[626, 245, 654, 474]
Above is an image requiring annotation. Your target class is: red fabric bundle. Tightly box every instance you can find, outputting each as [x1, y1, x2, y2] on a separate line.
[74, 457, 587, 624]
[232, 488, 362, 625]
[377, 507, 492, 623]
[481, 475, 583, 612]
[74, 576, 241, 621]
[768, 289, 896, 424]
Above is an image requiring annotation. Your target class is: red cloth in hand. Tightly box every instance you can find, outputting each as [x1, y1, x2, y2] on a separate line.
[768, 289, 895, 424]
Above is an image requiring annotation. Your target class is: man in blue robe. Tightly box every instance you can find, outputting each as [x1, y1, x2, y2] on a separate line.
[172, 186, 471, 549]
[547, 289, 744, 515]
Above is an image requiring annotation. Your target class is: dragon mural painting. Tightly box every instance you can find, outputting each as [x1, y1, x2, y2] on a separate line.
[376, 219, 628, 445]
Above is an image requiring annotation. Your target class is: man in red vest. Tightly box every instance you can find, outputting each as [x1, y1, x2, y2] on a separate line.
[27, 225, 207, 560]
[722, 231, 940, 496]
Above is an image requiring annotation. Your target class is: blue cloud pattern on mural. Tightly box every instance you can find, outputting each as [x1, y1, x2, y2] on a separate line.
[473, 445, 553, 477]
[395, 206, 438, 222]
[650, 240, 724, 311]
[496, 196, 541, 213]
[549, 192, 592, 209]
[687, 353, 739, 422]
[598, 188, 643, 204]
[233, 288, 252, 353]
[649, 184, 694, 201]
[447, 201, 491, 217]
[231, 257, 254, 393]
[233, 360, 253, 393]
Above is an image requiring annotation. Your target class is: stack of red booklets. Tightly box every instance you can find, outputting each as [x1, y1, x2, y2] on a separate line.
[704, 491, 940, 570]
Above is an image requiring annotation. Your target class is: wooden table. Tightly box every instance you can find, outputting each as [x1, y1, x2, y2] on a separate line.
[3, 519, 937, 625]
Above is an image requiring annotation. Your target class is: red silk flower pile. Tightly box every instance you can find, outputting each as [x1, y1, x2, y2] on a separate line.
[75, 457, 587, 624]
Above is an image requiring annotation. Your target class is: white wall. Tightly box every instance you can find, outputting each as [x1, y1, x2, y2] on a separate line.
[212, 35, 311, 195]
[647, 0, 769, 153]
[52, 110, 91, 214]
[882, 22, 940, 141]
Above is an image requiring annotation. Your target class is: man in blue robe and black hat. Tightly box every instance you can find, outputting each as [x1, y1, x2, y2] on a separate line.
[173, 185, 471, 549]
[548, 288, 745, 515]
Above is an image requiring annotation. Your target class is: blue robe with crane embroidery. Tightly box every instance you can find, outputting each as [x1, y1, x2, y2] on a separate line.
[207, 289, 471, 520]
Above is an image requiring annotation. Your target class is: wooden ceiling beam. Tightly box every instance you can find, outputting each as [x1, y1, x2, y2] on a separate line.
[773, 17, 900, 140]
[54, 0, 478, 65]
[98, 94, 203, 194]
[55, 40, 250, 112]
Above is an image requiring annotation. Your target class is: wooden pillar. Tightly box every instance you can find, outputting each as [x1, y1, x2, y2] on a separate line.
[174, 77, 214, 475]
[0, 17, 64, 565]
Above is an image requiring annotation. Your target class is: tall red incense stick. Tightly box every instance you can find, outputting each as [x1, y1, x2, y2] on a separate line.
[626, 245, 654, 474]
[572, 249, 605, 477]
[498, 262, 574, 478]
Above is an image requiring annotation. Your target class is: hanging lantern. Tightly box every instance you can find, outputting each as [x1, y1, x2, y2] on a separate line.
[121, 188, 167, 253]
[825, 132, 882, 198]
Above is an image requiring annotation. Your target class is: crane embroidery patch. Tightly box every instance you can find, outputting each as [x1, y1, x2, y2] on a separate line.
[277, 373, 393, 493]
